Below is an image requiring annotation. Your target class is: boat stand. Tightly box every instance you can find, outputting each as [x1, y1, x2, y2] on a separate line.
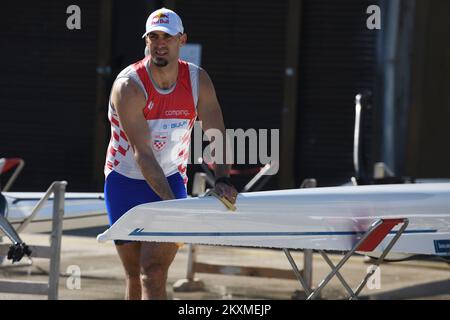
[284, 218, 409, 300]
[174, 170, 316, 296]
[0, 181, 67, 300]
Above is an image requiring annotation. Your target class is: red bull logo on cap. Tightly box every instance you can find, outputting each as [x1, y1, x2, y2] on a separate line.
[152, 12, 170, 25]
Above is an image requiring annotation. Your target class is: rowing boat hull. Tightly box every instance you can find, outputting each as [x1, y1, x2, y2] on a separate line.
[97, 184, 450, 256]
[3, 192, 108, 233]
[98, 183, 450, 255]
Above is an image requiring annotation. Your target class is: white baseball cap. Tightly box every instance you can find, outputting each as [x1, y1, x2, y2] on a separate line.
[142, 8, 184, 38]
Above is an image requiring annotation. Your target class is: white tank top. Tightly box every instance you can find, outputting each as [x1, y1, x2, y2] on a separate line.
[104, 57, 200, 185]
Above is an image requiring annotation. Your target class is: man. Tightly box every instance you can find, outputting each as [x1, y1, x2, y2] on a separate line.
[103, 8, 238, 300]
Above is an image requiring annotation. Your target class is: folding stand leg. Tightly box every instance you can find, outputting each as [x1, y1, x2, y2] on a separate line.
[319, 251, 357, 299]
[307, 246, 361, 300]
[283, 249, 311, 297]
[352, 219, 409, 298]
[307, 218, 408, 300]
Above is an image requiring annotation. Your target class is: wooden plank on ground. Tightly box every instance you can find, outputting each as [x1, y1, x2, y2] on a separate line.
[194, 262, 299, 280]
[0, 279, 48, 295]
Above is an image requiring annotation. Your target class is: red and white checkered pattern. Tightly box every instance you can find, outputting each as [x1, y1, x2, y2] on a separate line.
[175, 119, 196, 185]
[153, 141, 167, 151]
[105, 109, 130, 172]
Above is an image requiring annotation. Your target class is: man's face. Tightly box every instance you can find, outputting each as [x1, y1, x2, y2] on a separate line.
[146, 31, 187, 67]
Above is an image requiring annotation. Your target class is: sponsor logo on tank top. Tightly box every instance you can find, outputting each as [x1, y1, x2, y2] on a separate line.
[163, 120, 188, 130]
[165, 110, 191, 117]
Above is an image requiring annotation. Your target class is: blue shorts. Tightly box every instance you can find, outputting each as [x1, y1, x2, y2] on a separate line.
[104, 170, 187, 244]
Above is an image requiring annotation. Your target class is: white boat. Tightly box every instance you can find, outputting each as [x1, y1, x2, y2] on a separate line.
[2, 192, 108, 234]
[98, 183, 450, 256]
[1, 158, 108, 236]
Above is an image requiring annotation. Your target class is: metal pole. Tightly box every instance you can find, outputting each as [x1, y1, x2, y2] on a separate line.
[3, 159, 25, 192]
[16, 181, 59, 233]
[283, 249, 311, 296]
[300, 179, 316, 292]
[303, 249, 313, 292]
[243, 162, 272, 192]
[48, 181, 67, 300]
[186, 244, 196, 281]
[279, 0, 302, 189]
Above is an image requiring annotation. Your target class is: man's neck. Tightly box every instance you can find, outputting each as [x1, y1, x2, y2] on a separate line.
[149, 60, 179, 90]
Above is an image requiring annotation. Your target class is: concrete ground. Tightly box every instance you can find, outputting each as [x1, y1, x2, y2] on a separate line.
[0, 228, 449, 300]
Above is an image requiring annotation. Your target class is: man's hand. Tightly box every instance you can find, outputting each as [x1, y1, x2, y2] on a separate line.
[214, 182, 239, 205]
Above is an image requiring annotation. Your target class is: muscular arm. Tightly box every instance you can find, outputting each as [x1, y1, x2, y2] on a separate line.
[111, 78, 175, 200]
[197, 69, 231, 179]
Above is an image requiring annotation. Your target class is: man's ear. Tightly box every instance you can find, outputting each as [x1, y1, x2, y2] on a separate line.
[180, 33, 188, 47]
